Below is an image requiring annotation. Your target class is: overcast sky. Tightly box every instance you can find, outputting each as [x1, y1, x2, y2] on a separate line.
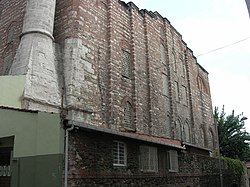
[123, 0, 250, 131]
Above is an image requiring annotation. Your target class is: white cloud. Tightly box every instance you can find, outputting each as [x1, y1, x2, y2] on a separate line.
[210, 70, 250, 131]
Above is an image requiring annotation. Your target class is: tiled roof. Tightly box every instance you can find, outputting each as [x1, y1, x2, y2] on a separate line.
[68, 120, 184, 149]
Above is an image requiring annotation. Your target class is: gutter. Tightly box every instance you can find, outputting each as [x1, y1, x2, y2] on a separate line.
[183, 142, 212, 152]
[64, 124, 74, 187]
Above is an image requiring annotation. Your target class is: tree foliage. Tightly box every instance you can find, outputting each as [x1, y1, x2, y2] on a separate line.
[214, 106, 250, 161]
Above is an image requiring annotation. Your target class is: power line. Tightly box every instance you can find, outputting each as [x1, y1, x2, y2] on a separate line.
[197, 36, 250, 57]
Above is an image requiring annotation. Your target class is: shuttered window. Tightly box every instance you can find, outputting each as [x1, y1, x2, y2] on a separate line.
[139, 146, 158, 172]
[123, 102, 134, 130]
[167, 150, 178, 172]
[121, 50, 131, 78]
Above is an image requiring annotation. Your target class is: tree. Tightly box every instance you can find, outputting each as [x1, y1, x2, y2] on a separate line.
[214, 106, 250, 161]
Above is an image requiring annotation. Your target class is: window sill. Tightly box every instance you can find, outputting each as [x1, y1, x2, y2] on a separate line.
[113, 164, 126, 167]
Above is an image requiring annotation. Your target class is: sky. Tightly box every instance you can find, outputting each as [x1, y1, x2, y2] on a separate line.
[124, 0, 250, 131]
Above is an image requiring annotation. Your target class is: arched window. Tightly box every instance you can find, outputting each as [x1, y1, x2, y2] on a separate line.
[208, 129, 215, 149]
[2, 45, 14, 75]
[7, 22, 17, 44]
[197, 75, 208, 94]
[123, 101, 134, 130]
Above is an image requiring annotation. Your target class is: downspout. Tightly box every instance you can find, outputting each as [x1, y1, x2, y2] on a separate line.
[64, 124, 74, 187]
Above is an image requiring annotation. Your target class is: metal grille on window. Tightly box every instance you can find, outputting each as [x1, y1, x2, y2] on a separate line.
[123, 101, 134, 129]
[0, 165, 11, 176]
[113, 141, 126, 166]
[121, 50, 131, 78]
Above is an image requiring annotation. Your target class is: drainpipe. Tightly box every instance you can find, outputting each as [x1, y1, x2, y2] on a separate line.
[64, 124, 74, 187]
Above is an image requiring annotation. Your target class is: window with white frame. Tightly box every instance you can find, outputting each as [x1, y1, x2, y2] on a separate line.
[139, 146, 158, 172]
[113, 141, 126, 166]
[167, 150, 178, 172]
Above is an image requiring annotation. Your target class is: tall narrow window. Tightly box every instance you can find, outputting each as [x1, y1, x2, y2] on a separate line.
[3, 54, 14, 75]
[167, 150, 178, 172]
[183, 122, 191, 143]
[113, 141, 126, 166]
[162, 73, 169, 96]
[166, 115, 172, 138]
[208, 130, 214, 149]
[121, 50, 131, 78]
[175, 120, 181, 140]
[181, 60, 186, 77]
[160, 27, 164, 39]
[175, 81, 179, 102]
[123, 101, 134, 130]
[160, 44, 166, 64]
[0, 4, 2, 19]
[181, 85, 188, 105]
[7, 22, 16, 44]
[172, 52, 177, 72]
[200, 128, 205, 146]
[139, 146, 158, 172]
[197, 76, 208, 94]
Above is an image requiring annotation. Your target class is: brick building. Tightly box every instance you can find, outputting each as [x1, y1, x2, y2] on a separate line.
[0, 0, 242, 186]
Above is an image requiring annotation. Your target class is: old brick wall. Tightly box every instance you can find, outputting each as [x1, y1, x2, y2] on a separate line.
[0, 0, 216, 149]
[0, 0, 27, 75]
[67, 130, 239, 187]
[53, 0, 215, 150]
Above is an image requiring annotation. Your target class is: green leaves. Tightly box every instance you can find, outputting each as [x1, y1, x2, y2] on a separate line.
[214, 106, 250, 161]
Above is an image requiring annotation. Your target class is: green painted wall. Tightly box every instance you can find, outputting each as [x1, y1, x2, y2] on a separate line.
[0, 108, 64, 157]
[0, 75, 25, 109]
[0, 108, 64, 187]
[11, 154, 63, 187]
